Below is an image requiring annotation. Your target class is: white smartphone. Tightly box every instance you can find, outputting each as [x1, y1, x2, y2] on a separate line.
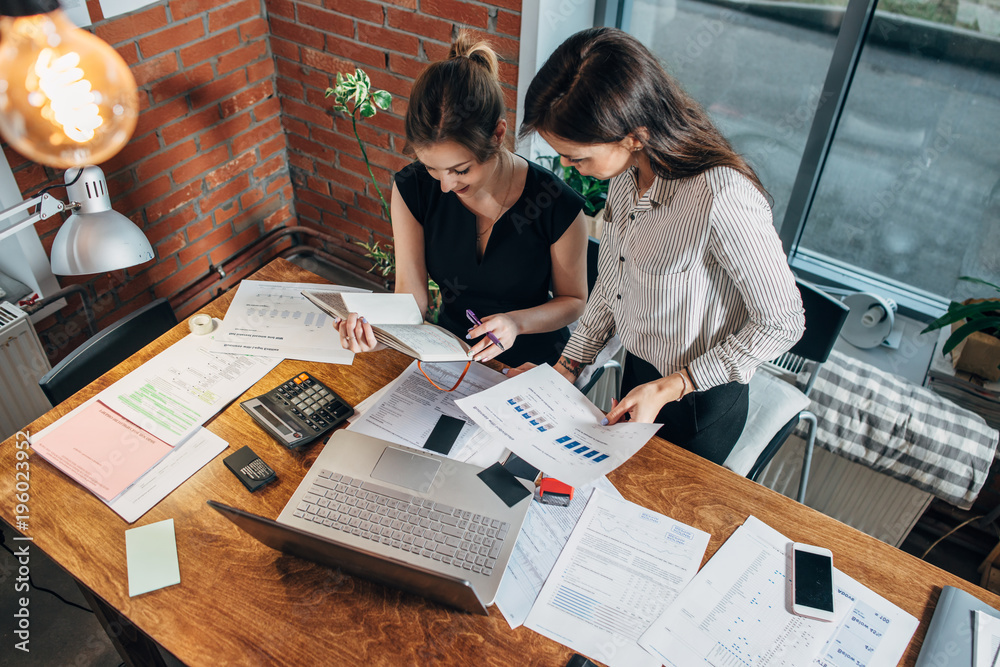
[790, 542, 836, 622]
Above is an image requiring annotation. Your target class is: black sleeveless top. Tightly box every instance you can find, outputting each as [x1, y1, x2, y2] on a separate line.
[394, 159, 584, 367]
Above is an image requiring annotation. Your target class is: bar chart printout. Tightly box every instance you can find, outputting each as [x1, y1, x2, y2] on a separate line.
[638, 516, 850, 667]
[524, 490, 710, 667]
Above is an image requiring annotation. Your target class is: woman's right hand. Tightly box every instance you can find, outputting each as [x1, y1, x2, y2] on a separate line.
[335, 312, 380, 353]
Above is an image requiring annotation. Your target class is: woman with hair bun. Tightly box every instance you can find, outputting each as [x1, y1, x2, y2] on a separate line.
[335, 32, 588, 368]
[516, 27, 805, 464]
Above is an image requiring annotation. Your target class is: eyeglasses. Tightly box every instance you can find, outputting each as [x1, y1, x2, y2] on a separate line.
[417, 360, 471, 392]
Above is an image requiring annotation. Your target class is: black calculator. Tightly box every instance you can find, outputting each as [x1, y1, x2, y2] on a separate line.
[240, 372, 354, 449]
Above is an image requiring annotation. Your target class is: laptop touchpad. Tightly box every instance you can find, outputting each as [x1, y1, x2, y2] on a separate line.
[371, 447, 441, 493]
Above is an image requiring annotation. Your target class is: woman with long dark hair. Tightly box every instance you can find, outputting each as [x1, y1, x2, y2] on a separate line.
[336, 32, 588, 367]
[517, 27, 804, 464]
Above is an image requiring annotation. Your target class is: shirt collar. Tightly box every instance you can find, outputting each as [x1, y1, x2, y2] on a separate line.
[626, 166, 677, 208]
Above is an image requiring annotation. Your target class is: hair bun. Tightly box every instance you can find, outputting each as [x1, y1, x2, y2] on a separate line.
[449, 30, 500, 80]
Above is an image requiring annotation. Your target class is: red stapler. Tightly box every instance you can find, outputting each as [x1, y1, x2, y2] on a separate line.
[535, 477, 574, 506]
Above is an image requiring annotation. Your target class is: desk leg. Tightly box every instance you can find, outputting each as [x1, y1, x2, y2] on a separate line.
[76, 583, 168, 667]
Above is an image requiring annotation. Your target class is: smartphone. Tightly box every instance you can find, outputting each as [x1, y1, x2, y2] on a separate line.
[790, 543, 836, 622]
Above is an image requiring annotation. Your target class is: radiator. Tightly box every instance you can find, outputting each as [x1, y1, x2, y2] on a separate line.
[0, 302, 52, 440]
[756, 435, 933, 547]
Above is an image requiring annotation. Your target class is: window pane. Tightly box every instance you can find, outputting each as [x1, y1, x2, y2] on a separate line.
[799, 3, 1000, 301]
[629, 0, 847, 231]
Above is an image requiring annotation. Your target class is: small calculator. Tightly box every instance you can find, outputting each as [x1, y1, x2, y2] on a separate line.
[240, 372, 354, 448]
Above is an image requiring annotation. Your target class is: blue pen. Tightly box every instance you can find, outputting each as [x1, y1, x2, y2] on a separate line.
[465, 309, 505, 351]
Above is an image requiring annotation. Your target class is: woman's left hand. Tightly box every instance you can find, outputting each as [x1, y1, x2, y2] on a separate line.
[467, 313, 519, 362]
[603, 374, 687, 425]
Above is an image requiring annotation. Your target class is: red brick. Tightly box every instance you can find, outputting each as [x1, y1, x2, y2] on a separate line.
[209, 0, 260, 32]
[116, 44, 140, 67]
[284, 116, 309, 138]
[364, 109, 406, 136]
[381, 0, 416, 8]
[240, 189, 264, 210]
[322, 0, 383, 23]
[269, 16, 325, 50]
[421, 0, 487, 28]
[209, 225, 261, 265]
[276, 77, 304, 100]
[464, 29, 519, 62]
[498, 60, 518, 87]
[240, 17, 270, 41]
[116, 175, 172, 215]
[252, 95, 282, 122]
[358, 24, 419, 55]
[282, 98, 332, 129]
[172, 146, 229, 184]
[214, 202, 238, 225]
[300, 48, 356, 79]
[220, 80, 273, 117]
[387, 10, 452, 43]
[146, 208, 197, 245]
[264, 0, 294, 20]
[489, 0, 520, 11]
[157, 232, 188, 257]
[103, 133, 162, 176]
[198, 174, 250, 211]
[315, 163, 366, 192]
[259, 135, 285, 159]
[179, 30, 241, 68]
[311, 126, 360, 156]
[253, 155, 284, 180]
[232, 117, 281, 154]
[162, 107, 221, 146]
[271, 37, 300, 63]
[132, 53, 178, 87]
[288, 132, 335, 163]
[180, 225, 229, 264]
[298, 4, 354, 37]
[192, 70, 249, 110]
[117, 260, 175, 302]
[136, 140, 198, 182]
[94, 5, 168, 46]
[86, 0, 104, 22]
[263, 204, 294, 230]
[202, 113, 253, 150]
[422, 40, 451, 61]
[139, 19, 206, 59]
[388, 53, 427, 80]
[357, 145, 408, 173]
[307, 176, 331, 196]
[367, 70, 411, 99]
[218, 40, 268, 75]
[185, 216, 216, 241]
[169, 0, 206, 20]
[156, 259, 210, 301]
[496, 10, 520, 36]
[151, 64, 214, 105]
[325, 35, 385, 70]
[206, 153, 256, 189]
[248, 58, 276, 84]
[340, 153, 391, 185]
[134, 97, 190, 138]
[145, 181, 202, 221]
[331, 118, 392, 150]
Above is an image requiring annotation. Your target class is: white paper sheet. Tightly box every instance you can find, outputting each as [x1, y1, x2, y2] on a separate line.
[813, 574, 918, 667]
[62, 0, 92, 26]
[102, 330, 281, 446]
[524, 490, 711, 667]
[347, 360, 508, 464]
[639, 516, 850, 667]
[99, 0, 159, 20]
[32, 396, 228, 522]
[209, 281, 364, 364]
[496, 477, 623, 629]
[975, 610, 1000, 667]
[455, 364, 660, 486]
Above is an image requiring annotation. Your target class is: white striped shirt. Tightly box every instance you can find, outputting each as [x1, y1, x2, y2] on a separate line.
[563, 166, 805, 390]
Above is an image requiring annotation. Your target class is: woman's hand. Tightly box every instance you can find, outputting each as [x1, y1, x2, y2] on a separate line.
[602, 372, 690, 425]
[467, 313, 520, 362]
[334, 312, 380, 353]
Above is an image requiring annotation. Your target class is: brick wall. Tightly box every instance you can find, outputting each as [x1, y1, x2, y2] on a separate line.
[266, 0, 521, 272]
[2, 0, 521, 364]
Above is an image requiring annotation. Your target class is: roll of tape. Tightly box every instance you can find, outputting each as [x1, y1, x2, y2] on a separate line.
[189, 313, 214, 335]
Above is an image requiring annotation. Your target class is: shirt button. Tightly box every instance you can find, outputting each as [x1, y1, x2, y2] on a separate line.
[619, 256, 625, 262]
[616, 294, 621, 300]
[629, 213, 636, 221]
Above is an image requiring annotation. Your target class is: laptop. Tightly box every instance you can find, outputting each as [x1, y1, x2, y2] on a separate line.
[208, 429, 533, 615]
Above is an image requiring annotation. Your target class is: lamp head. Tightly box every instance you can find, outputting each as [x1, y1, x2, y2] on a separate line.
[49, 165, 154, 275]
[0, 1, 139, 168]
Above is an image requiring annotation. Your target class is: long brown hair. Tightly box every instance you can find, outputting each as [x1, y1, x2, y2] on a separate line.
[520, 27, 765, 194]
[404, 31, 506, 162]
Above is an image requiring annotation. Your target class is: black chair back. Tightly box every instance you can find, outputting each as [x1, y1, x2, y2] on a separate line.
[39, 298, 177, 405]
[787, 279, 850, 364]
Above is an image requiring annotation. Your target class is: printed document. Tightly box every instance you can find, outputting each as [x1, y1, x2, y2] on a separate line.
[639, 516, 850, 666]
[524, 490, 710, 667]
[496, 477, 622, 629]
[975, 610, 1000, 667]
[209, 280, 364, 364]
[103, 331, 280, 446]
[455, 364, 660, 486]
[348, 360, 508, 464]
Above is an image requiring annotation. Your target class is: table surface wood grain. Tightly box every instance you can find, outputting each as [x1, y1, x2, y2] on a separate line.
[2, 258, 997, 666]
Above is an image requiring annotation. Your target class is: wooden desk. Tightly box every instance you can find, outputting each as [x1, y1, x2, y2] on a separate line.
[1, 258, 996, 666]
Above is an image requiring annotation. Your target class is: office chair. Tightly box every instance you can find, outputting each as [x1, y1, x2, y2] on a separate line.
[38, 298, 177, 406]
[723, 279, 849, 502]
[575, 236, 622, 398]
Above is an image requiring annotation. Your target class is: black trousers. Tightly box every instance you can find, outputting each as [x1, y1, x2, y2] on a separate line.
[622, 353, 749, 466]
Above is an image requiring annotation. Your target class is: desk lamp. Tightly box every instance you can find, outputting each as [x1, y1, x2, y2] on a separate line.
[0, 165, 154, 274]
[0, 0, 139, 168]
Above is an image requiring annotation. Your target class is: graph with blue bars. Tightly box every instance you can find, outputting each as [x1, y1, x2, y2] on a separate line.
[554, 434, 608, 463]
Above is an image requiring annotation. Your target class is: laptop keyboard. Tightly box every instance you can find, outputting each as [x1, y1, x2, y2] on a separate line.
[293, 470, 510, 576]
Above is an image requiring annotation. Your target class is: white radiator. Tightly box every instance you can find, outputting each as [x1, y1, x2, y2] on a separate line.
[757, 435, 933, 547]
[0, 302, 52, 440]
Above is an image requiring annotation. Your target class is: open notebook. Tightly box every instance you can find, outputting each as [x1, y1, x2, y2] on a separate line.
[302, 291, 471, 362]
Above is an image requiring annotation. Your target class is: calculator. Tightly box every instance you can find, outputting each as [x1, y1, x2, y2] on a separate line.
[240, 372, 354, 448]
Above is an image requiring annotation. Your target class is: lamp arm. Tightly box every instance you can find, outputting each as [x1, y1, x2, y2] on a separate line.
[0, 193, 66, 244]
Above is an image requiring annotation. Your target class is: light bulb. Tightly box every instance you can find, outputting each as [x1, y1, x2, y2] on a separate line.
[0, 4, 138, 168]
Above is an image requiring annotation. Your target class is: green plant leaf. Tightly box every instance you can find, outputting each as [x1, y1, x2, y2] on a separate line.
[960, 276, 1000, 293]
[922, 300, 1000, 333]
[943, 316, 1000, 354]
[359, 100, 376, 118]
[372, 90, 392, 110]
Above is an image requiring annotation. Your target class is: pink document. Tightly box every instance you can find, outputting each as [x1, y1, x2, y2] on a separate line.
[32, 402, 174, 501]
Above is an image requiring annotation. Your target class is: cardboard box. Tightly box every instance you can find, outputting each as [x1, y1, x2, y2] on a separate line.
[952, 327, 1000, 381]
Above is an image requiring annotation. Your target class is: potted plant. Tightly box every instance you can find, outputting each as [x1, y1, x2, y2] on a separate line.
[326, 69, 441, 321]
[922, 276, 1000, 380]
[540, 155, 609, 238]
